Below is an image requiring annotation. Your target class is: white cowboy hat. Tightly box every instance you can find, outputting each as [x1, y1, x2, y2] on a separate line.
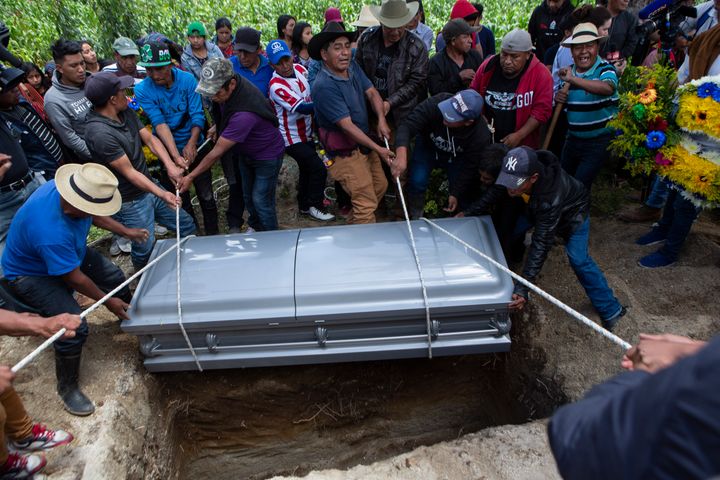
[370, 0, 419, 29]
[561, 23, 606, 46]
[352, 5, 381, 28]
[55, 163, 122, 216]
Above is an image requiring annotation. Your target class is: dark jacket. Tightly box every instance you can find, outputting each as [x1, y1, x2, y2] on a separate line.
[355, 26, 429, 125]
[212, 74, 278, 135]
[396, 93, 492, 169]
[601, 10, 640, 60]
[427, 48, 483, 96]
[528, 0, 575, 62]
[548, 335, 720, 480]
[467, 150, 588, 299]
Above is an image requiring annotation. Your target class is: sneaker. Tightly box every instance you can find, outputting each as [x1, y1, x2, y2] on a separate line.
[638, 251, 676, 268]
[635, 228, 667, 246]
[602, 306, 627, 332]
[109, 240, 121, 256]
[618, 205, 662, 223]
[155, 224, 168, 235]
[0, 452, 46, 479]
[244, 226, 256, 234]
[9, 424, 74, 453]
[302, 206, 335, 221]
[117, 237, 132, 253]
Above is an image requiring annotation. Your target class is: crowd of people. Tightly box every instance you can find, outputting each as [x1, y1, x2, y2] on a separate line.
[0, 0, 719, 476]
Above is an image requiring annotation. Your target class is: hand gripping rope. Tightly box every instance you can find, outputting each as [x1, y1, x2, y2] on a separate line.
[12, 192, 201, 373]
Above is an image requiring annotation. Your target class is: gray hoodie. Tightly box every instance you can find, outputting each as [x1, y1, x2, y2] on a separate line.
[44, 71, 93, 162]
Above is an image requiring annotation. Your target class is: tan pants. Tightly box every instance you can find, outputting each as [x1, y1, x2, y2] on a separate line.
[329, 149, 388, 224]
[0, 387, 33, 463]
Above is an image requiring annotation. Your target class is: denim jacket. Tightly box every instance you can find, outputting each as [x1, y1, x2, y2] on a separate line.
[181, 41, 225, 81]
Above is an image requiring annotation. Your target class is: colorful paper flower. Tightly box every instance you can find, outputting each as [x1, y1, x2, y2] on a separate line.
[697, 82, 717, 99]
[638, 88, 657, 105]
[632, 104, 647, 121]
[654, 152, 671, 165]
[649, 116, 668, 132]
[646, 130, 666, 149]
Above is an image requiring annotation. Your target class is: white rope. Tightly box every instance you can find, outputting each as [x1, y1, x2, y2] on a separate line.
[176, 189, 202, 372]
[421, 218, 632, 350]
[11, 234, 193, 373]
[386, 137, 433, 358]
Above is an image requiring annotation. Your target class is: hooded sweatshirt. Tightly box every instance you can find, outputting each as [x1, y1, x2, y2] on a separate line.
[527, 0, 575, 62]
[43, 71, 93, 162]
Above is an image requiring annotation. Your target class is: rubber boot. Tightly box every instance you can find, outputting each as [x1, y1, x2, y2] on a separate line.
[408, 193, 426, 220]
[55, 352, 95, 416]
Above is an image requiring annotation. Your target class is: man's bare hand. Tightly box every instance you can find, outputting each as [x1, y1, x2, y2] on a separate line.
[459, 69, 476, 83]
[377, 122, 392, 143]
[207, 125, 217, 142]
[376, 147, 396, 167]
[175, 156, 189, 171]
[622, 333, 706, 373]
[0, 366, 15, 394]
[382, 100, 391, 116]
[38, 313, 81, 339]
[182, 141, 198, 164]
[509, 293, 527, 311]
[501, 131, 523, 148]
[167, 165, 185, 187]
[0, 154, 12, 183]
[161, 191, 181, 211]
[105, 297, 130, 320]
[124, 228, 150, 244]
[177, 175, 194, 194]
[444, 195, 458, 213]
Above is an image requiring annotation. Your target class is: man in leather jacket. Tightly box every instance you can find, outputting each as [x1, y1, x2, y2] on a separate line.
[465, 146, 626, 330]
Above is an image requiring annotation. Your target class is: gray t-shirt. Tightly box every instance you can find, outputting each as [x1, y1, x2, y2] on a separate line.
[85, 110, 152, 202]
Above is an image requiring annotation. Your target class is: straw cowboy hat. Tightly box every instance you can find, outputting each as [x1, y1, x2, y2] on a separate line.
[370, 0, 419, 29]
[55, 163, 122, 216]
[352, 5, 381, 28]
[561, 23, 606, 46]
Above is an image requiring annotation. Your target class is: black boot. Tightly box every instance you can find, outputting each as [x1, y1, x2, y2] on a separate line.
[55, 352, 95, 416]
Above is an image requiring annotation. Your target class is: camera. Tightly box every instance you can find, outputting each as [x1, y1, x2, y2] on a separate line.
[632, 0, 696, 66]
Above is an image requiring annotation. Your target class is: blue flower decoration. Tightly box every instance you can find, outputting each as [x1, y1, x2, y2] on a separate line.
[645, 130, 666, 149]
[615, 129, 624, 137]
[697, 82, 716, 99]
[712, 85, 720, 103]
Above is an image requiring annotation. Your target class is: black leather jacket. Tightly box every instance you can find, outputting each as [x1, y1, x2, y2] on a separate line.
[466, 150, 589, 299]
[355, 26, 428, 125]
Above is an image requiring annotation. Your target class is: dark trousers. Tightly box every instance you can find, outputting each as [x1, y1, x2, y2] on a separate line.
[221, 151, 245, 229]
[159, 168, 218, 235]
[285, 141, 327, 211]
[561, 133, 613, 191]
[9, 247, 130, 355]
[656, 188, 701, 260]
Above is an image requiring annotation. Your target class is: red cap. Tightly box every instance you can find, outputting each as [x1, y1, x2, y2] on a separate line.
[450, 0, 478, 19]
[324, 7, 343, 23]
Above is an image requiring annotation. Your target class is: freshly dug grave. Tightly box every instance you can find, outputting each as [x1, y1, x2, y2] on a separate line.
[2, 161, 718, 479]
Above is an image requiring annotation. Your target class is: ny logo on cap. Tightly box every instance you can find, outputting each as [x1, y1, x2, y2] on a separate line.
[506, 156, 518, 172]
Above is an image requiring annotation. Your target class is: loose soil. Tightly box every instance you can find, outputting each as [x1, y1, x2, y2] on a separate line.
[1, 160, 718, 479]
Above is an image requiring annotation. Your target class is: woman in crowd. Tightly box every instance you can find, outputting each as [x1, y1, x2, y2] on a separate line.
[277, 14, 296, 50]
[80, 40, 103, 73]
[291, 22, 313, 68]
[20, 62, 50, 97]
[213, 17, 234, 58]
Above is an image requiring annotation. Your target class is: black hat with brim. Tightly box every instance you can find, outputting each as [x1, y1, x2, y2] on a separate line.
[308, 22, 358, 61]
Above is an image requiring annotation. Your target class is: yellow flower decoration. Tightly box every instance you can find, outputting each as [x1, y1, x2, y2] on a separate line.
[659, 144, 720, 204]
[676, 93, 720, 139]
[638, 88, 657, 105]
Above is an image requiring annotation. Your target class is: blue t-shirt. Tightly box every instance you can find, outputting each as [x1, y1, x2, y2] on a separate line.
[312, 62, 373, 134]
[134, 68, 205, 151]
[230, 55, 274, 97]
[2, 181, 92, 279]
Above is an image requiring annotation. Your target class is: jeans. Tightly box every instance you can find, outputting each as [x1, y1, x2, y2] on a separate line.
[561, 133, 613, 191]
[160, 168, 218, 235]
[0, 173, 44, 276]
[221, 151, 245, 229]
[407, 136, 464, 196]
[237, 156, 283, 231]
[655, 188, 701, 260]
[645, 175, 671, 209]
[565, 218, 622, 321]
[9, 247, 131, 354]
[0, 387, 33, 464]
[112, 184, 196, 269]
[285, 141, 327, 211]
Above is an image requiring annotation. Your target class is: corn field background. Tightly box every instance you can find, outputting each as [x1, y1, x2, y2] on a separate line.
[1, 0, 544, 65]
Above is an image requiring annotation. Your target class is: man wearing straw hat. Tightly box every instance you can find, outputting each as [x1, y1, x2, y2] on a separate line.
[2, 163, 148, 416]
[554, 22, 618, 191]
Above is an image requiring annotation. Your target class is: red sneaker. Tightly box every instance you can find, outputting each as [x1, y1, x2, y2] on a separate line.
[9, 424, 74, 453]
[0, 452, 46, 479]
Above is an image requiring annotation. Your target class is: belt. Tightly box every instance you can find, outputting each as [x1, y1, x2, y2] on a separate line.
[0, 171, 34, 193]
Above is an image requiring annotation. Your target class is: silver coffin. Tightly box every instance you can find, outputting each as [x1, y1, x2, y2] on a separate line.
[122, 217, 513, 372]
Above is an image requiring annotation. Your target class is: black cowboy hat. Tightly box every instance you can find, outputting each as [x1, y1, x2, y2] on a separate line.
[308, 22, 358, 61]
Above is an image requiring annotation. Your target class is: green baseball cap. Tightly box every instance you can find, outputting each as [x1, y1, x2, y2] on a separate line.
[195, 58, 235, 97]
[138, 41, 172, 67]
[187, 21, 207, 37]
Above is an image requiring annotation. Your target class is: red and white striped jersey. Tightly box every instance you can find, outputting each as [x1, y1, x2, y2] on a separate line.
[269, 64, 313, 147]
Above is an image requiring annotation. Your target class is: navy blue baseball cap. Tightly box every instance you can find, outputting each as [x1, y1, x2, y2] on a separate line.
[495, 147, 541, 189]
[437, 89, 484, 123]
[266, 39, 292, 65]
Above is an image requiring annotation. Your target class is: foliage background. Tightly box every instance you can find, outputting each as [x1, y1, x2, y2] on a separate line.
[1, 0, 541, 64]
